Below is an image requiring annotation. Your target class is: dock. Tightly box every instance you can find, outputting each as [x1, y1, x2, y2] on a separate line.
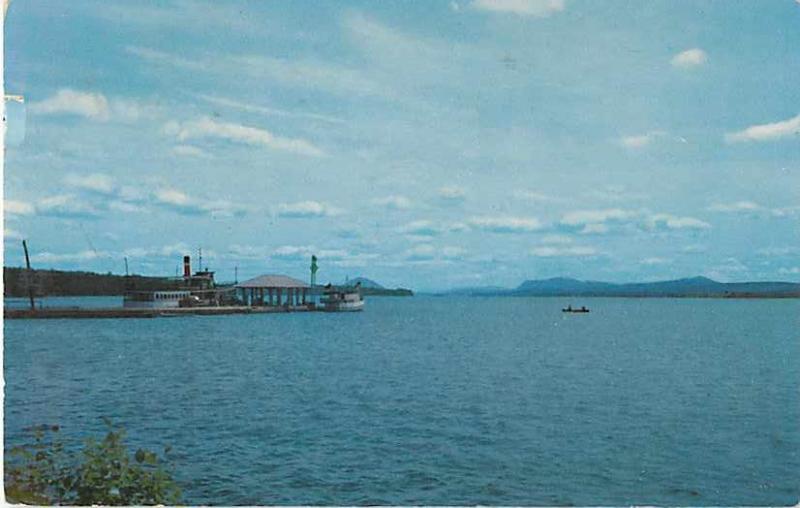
[4, 305, 323, 320]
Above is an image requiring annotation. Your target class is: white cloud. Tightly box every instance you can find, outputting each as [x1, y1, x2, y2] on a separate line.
[620, 131, 665, 148]
[400, 220, 447, 236]
[705, 257, 749, 281]
[125, 46, 206, 71]
[127, 43, 388, 100]
[404, 244, 437, 260]
[400, 244, 464, 263]
[707, 201, 762, 213]
[4, 228, 23, 240]
[579, 223, 610, 235]
[173, 145, 212, 158]
[227, 244, 270, 260]
[331, 252, 382, 268]
[512, 189, 566, 204]
[276, 201, 342, 218]
[561, 208, 636, 226]
[272, 245, 348, 260]
[671, 48, 707, 69]
[540, 234, 573, 244]
[530, 245, 597, 257]
[64, 173, 115, 194]
[197, 94, 344, 125]
[646, 213, 711, 231]
[37, 194, 100, 218]
[108, 201, 145, 213]
[153, 189, 247, 218]
[725, 113, 800, 143]
[30, 89, 110, 121]
[372, 195, 413, 210]
[234, 54, 385, 99]
[442, 246, 467, 259]
[438, 185, 467, 201]
[19, 177, 248, 220]
[584, 185, 649, 203]
[109, 98, 162, 123]
[29, 89, 157, 123]
[472, 0, 565, 17]
[683, 244, 707, 253]
[165, 117, 324, 157]
[771, 205, 800, 218]
[758, 246, 800, 257]
[640, 257, 672, 266]
[5, 200, 35, 215]
[561, 208, 711, 234]
[469, 216, 543, 233]
[155, 189, 190, 206]
[32, 250, 106, 263]
[778, 267, 800, 275]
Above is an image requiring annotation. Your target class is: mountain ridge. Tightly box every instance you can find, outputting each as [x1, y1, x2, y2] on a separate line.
[439, 276, 800, 298]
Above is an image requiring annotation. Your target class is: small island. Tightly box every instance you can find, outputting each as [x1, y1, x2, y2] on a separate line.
[339, 276, 414, 297]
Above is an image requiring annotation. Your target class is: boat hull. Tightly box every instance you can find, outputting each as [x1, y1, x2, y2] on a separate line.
[323, 300, 364, 312]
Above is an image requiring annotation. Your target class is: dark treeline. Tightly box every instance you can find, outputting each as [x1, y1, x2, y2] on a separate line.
[3, 267, 414, 298]
[3, 267, 173, 297]
[357, 287, 414, 297]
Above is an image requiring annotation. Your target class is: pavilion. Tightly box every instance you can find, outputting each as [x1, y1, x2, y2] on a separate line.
[235, 274, 312, 307]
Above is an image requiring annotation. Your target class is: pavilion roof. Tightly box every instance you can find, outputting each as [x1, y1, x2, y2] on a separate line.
[235, 274, 309, 289]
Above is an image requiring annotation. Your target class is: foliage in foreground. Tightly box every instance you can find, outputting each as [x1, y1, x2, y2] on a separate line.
[5, 419, 181, 505]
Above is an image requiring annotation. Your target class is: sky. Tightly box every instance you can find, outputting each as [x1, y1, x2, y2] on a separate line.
[2, 0, 799, 291]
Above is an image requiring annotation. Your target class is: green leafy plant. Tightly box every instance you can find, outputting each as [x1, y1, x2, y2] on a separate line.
[5, 419, 181, 505]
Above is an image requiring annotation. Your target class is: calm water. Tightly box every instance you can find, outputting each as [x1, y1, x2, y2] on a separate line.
[4, 297, 799, 505]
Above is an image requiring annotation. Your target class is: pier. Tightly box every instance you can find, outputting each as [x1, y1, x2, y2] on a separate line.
[4, 304, 323, 320]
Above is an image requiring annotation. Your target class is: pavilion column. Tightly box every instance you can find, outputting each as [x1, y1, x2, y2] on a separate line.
[278, 288, 283, 306]
[268, 288, 273, 306]
[302, 289, 307, 305]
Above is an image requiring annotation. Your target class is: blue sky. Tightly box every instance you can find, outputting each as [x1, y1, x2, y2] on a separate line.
[3, 0, 799, 290]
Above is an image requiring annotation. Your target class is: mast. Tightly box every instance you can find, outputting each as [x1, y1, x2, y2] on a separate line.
[22, 239, 35, 310]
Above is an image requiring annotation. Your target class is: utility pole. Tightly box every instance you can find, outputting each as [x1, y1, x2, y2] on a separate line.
[234, 264, 238, 284]
[124, 257, 129, 276]
[22, 239, 35, 310]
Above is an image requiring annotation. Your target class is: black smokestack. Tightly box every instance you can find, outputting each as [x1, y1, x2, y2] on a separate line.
[183, 255, 191, 278]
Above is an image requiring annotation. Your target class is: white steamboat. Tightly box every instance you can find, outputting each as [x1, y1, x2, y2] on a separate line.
[320, 283, 365, 312]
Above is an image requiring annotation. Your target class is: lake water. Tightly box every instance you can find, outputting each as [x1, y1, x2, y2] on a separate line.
[4, 296, 799, 505]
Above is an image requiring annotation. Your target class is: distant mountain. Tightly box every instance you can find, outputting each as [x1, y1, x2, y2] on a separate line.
[341, 276, 413, 297]
[509, 276, 800, 298]
[437, 276, 800, 298]
[342, 277, 384, 289]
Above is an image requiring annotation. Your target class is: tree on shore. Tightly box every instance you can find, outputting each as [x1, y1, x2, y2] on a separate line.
[5, 419, 181, 505]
